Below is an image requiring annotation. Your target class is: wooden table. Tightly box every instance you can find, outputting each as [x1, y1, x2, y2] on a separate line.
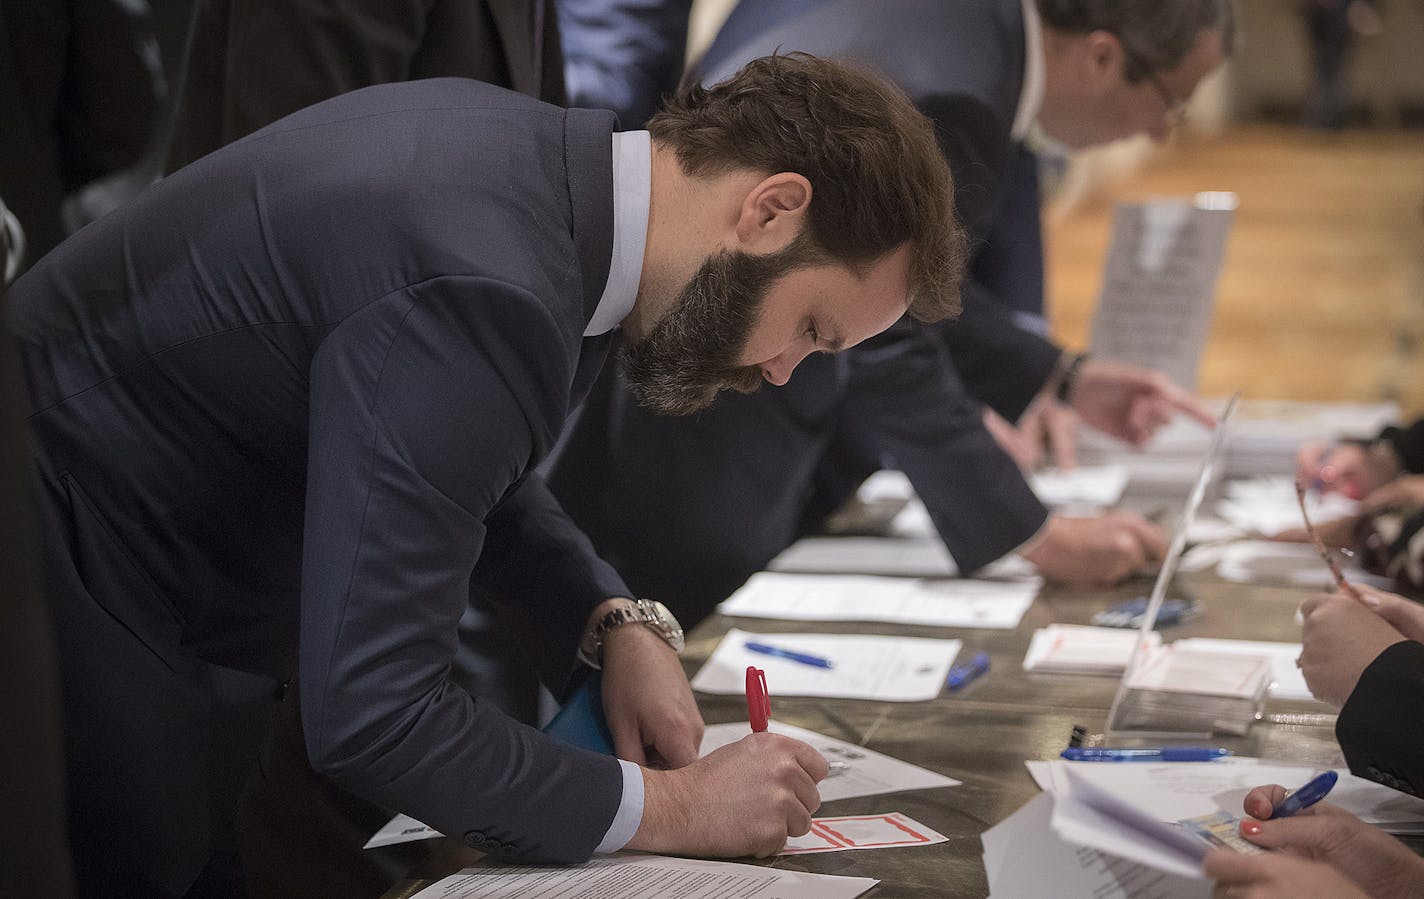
[383, 557, 1349, 897]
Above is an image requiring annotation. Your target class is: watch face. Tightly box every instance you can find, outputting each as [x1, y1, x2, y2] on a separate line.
[644, 600, 685, 651]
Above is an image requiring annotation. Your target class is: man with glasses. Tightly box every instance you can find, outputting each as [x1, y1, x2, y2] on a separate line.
[548, 1, 1234, 619]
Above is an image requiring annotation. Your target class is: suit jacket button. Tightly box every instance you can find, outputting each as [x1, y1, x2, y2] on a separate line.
[463, 831, 486, 848]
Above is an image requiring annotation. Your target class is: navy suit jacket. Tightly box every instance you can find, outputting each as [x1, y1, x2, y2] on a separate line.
[10, 79, 628, 864]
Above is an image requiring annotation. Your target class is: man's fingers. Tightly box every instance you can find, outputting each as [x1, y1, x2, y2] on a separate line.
[1161, 383, 1217, 428]
[1122, 513, 1169, 559]
[613, 728, 648, 766]
[791, 767, 822, 817]
[1046, 404, 1079, 470]
[653, 733, 700, 769]
[789, 737, 831, 781]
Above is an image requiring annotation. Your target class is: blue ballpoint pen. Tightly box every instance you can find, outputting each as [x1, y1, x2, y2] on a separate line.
[947, 652, 990, 691]
[1268, 770, 1338, 819]
[744, 641, 834, 669]
[1060, 747, 1233, 762]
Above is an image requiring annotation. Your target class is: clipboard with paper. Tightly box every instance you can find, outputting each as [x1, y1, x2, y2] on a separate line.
[1104, 395, 1269, 738]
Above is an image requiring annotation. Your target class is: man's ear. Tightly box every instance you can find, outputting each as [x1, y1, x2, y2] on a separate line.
[733, 172, 812, 252]
[1081, 30, 1126, 87]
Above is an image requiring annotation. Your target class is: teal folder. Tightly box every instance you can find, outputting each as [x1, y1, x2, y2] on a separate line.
[542, 672, 615, 754]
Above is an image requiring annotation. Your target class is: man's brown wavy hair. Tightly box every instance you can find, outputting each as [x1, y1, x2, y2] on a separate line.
[648, 52, 966, 324]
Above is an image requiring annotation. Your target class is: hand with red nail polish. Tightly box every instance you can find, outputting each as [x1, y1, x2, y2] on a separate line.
[1200, 783, 1424, 897]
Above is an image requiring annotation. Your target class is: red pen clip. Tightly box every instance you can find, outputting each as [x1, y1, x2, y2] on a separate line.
[745, 665, 770, 733]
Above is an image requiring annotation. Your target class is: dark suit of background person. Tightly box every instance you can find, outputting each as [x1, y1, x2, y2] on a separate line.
[0, 192, 74, 897]
[164, 0, 566, 173]
[558, 0, 693, 127]
[7, 79, 640, 896]
[1336, 640, 1424, 798]
[550, 329, 1043, 628]
[0, 0, 162, 273]
[548, 0, 1061, 621]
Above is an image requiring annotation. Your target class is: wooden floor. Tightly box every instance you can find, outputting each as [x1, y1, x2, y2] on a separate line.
[1045, 125, 1424, 418]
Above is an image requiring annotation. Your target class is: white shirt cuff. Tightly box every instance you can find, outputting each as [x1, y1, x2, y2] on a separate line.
[594, 759, 644, 853]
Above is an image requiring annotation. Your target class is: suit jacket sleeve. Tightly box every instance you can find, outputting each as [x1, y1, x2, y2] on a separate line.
[915, 92, 1064, 422]
[943, 277, 1063, 422]
[471, 470, 632, 695]
[1336, 639, 1424, 798]
[299, 275, 622, 863]
[843, 325, 1050, 575]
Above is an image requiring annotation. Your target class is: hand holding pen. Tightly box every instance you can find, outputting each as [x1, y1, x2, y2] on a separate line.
[746, 666, 770, 733]
[1208, 776, 1424, 896]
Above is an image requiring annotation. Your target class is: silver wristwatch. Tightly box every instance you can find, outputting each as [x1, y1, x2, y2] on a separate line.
[577, 599, 684, 669]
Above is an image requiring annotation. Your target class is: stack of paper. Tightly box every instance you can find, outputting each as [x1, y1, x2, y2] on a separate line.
[1114, 646, 1271, 736]
[691, 628, 962, 702]
[1171, 638, 1311, 701]
[717, 571, 1039, 630]
[1023, 624, 1162, 676]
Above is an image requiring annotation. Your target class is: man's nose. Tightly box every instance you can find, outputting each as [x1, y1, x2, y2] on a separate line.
[760, 345, 814, 386]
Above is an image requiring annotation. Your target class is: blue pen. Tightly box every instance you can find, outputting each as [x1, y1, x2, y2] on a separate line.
[744, 641, 834, 669]
[1268, 770, 1338, 819]
[1060, 747, 1233, 762]
[947, 652, 990, 691]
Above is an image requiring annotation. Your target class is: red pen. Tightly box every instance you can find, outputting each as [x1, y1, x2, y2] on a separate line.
[745, 665, 770, 733]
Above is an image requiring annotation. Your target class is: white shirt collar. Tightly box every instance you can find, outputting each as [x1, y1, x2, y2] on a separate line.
[1011, 0, 1046, 141]
[584, 130, 651, 336]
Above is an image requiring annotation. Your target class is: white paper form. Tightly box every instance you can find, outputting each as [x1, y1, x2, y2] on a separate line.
[699, 720, 960, 802]
[1025, 758, 1424, 834]
[1023, 624, 1162, 675]
[1050, 768, 1213, 880]
[781, 813, 947, 855]
[410, 855, 878, 899]
[981, 793, 1209, 899]
[1171, 638, 1310, 701]
[1088, 195, 1235, 391]
[691, 628, 961, 702]
[717, 572, 1039, 630]
[1031, 464, 1131, 509]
